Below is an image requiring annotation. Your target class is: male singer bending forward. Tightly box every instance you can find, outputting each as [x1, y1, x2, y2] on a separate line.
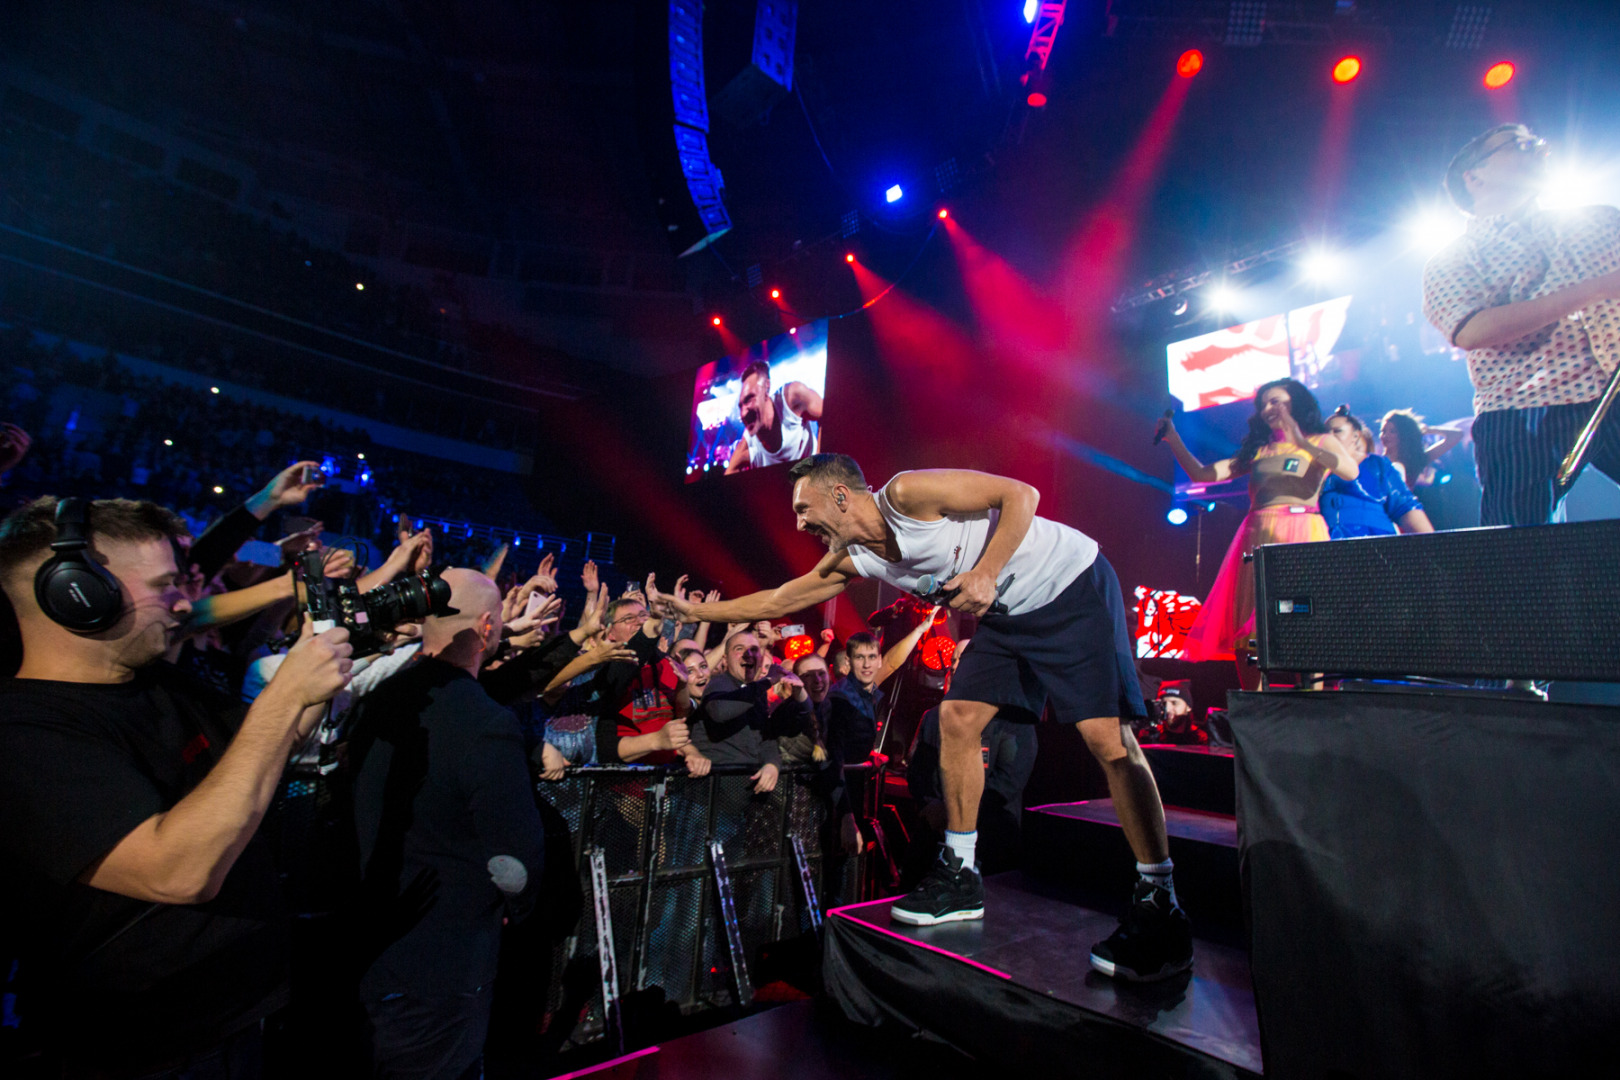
[656, 453, 1192, 981]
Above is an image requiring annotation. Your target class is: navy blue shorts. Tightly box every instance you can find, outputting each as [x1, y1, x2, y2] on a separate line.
[944, 553, 1147, 724]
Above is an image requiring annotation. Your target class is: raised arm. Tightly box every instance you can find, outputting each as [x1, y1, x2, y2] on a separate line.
[1422, 424, 1465, 467]
[783, 380, 824, 422]
[875, 609, 940, 687]
[659, 551, 857, 625]
[79, 625, 352, 904]
[1157, 417, 1243, 484]
[178, 572, 295, 638]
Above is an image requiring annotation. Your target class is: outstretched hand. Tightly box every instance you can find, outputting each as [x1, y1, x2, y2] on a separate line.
[249, 460, 324, 518]
[0, 422, 33, 474]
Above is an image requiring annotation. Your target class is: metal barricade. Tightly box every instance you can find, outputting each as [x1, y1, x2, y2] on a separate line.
[536, 764, 858, 1048]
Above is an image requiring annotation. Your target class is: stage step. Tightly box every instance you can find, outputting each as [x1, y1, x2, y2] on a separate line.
[1142, 744, 1236, 816]
[824, 872, 1261, 1078]
[1023, 798, 1243, 941]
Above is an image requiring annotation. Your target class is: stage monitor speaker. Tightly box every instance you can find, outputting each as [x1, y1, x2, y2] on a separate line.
[1252, 520, 1620, 682]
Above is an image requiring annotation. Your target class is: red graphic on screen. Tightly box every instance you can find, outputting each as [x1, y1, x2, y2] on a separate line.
[1133, 586, 1203, 659]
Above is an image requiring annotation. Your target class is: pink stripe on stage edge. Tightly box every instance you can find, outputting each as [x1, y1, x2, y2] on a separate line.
[828, 899, 1013, 980]
[545, 1045, 659, 1079]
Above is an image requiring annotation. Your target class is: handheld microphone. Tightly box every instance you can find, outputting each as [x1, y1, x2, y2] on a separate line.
[1152, 409, 1174, 446]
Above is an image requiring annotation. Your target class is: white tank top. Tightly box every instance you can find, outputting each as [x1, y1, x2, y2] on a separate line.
[745, 387, 814, 467]
[844, 473, 1098, 617]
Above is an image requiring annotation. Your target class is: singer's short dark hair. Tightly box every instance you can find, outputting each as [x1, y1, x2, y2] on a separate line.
[788, 453, 866, 492]
[740, 359, 771, 385]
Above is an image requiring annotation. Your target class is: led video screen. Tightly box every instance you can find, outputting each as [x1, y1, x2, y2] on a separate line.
[686, 319, 827, 481]
[1166, 295, 1352, 412]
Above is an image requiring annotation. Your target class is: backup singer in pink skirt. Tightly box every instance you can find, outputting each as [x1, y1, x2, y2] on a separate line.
[1156, 379, 1358, 690]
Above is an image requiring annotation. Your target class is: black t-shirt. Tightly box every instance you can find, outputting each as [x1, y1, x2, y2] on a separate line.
[346, 658, 546, 998]
[0, 664, 289, 1069]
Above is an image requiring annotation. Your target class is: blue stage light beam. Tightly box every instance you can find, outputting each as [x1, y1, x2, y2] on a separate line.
[885, 184, 904, 204]
[1166, 507, 1190, 525]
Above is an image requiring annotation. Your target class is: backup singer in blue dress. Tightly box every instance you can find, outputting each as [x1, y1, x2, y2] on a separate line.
[1321, 409, 1435, 539]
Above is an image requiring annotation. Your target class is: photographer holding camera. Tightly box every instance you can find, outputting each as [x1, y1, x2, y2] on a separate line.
[0, 496, 354, 1078]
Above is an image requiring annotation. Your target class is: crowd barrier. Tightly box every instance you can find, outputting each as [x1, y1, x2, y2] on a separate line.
[530, 764, 859, 1052]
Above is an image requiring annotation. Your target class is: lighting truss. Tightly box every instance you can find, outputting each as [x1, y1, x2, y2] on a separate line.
[1110, 238, 1309, 313]
[1225, 0, 1267, 46]
[1444, 4, 1491, 50]
[1024, 2, 1068, 74]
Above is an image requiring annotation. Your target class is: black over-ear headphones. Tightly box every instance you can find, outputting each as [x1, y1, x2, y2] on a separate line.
[34, 498, 124, 633]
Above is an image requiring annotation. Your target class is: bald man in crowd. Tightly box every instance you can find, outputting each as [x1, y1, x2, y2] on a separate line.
[345, 568, 546, 1080]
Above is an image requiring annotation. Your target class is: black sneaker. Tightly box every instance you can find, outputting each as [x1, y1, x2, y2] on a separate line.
[1088, 879, 1194, 982]
[889, 848, 985, 926]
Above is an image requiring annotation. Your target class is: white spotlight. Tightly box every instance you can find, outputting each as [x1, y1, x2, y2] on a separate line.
[1406, 208, 1466, 255]
[1540, 166, 1601, 211]
[1302, 249, 1341, 282]
[1207, 285, 1238, 312]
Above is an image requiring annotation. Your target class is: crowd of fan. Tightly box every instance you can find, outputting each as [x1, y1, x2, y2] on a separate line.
[0, 406, 937, 1076]
[0, 322, 542, 557]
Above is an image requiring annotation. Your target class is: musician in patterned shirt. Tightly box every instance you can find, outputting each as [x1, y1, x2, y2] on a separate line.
[1422, 122, 1620, 526]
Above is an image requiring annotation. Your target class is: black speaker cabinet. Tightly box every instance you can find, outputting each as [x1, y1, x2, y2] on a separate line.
[1252, 520, 1620, 682]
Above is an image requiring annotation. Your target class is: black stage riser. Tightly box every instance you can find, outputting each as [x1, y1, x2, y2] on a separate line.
[1023, 804, 1243, 941]
[824, 875, 1262, 1079]
[1252, 519, 1620, 681]
[1142, 746, 1236, 816]
[1231, 689, 1620, 1079]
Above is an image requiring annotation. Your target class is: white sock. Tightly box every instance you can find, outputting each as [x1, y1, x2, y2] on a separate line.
[945, 830, 978, 873]
[1137, 859, 1177, 904]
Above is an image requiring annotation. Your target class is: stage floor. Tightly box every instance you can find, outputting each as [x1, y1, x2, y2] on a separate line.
[829, 872, 1262, 1076]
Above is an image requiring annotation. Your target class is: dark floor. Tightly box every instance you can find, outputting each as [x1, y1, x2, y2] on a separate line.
[542, 999, 982, 1080]
[829, 871, 1262, 1076]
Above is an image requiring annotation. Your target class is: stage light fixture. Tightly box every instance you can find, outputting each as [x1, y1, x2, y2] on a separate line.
[1176, 49, 1204, 79]
[1170, 298, 1189, 316]
[1208, 285, 1237, 311]
[885, 184, 904, 203]
[770, 288, 781, 299]
[355, 282, 365, 290]
[938, 208, 949, 219]
[1484, 61, 1515, 89]
[1332, 56, 1361, 84]
[845, 252, 855, 263]
[210, 386, 220, 394]
[1023, 0, 1038, 23]
[212, 485, 225, 495]
[1027, 89, 1048, 107]
[1407, 207, 1466, 253]
[711, 315, 723, 326]
[163, 438, 173, 446]
[1166, 507, 1189, 526]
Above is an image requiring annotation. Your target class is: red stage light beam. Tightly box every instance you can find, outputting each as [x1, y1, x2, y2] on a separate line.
[1332, 56, 1361, 84]
[941, 215, 1071, 361]
[1059, 72, 1192, 339]
[1176, 49, 1203, 79]
[1484, 61, 1515, 89]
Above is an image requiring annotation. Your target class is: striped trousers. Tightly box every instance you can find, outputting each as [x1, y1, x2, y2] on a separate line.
[1474, 399, 1620, 526]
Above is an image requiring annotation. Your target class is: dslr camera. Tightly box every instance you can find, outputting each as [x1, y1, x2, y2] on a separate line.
[293, 549, 456, 657]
